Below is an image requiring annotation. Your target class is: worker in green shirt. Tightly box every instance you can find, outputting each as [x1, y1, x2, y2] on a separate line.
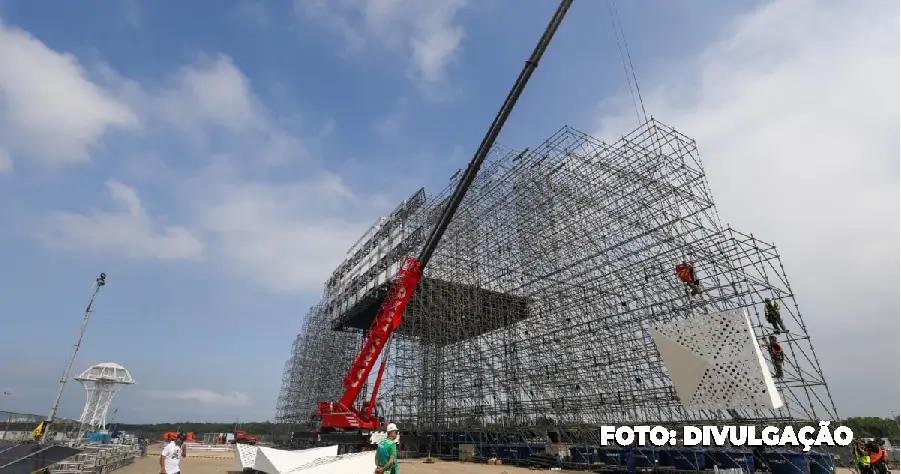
[375, 423, 400, 474]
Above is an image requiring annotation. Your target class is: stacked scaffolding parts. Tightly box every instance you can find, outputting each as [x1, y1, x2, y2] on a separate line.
[276, 119, 837, 445]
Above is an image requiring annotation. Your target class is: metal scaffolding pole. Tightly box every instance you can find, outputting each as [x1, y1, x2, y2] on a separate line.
[276, 120, 838, 444]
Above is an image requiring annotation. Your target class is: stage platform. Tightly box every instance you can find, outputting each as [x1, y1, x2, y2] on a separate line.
[331, 278, 531, 345]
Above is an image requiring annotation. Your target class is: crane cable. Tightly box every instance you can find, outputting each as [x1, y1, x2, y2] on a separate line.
[606, 0, 648, 125]
[605, 1, 699, 309]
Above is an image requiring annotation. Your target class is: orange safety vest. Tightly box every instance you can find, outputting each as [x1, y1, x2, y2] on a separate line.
[676, 264, 694, 283]
[768, 343, 783, 354]
[871, 448, 886, 464]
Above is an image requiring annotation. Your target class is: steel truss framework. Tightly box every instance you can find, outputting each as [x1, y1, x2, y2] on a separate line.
[276, 119, 838, 446]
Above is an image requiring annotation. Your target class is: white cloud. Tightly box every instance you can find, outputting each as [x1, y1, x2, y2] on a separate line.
[7, 33, 355, 279]
[143, 388, 251, 407]
[9, 35, 368, 288]
[0, 15, 391, 291]
[296, 0, 467, 91]
[38, 180, 204, 260]
[21, 43, 376, 290]
[141, 55, 373, 291]
[191, 168, 374, 292]
[141, 54, 313, 168]
[594, 0, 898, 412]
[0, 20, 138, 168]
[156, 54, 264, 138]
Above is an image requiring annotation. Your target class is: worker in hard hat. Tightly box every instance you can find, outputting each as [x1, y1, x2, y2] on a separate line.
[869, 439, 888, 474]
[760, 335, 784, 379]
[675, 261, 702, 296]
[853, 439, 871, 474]
[375, 423, 400, 474]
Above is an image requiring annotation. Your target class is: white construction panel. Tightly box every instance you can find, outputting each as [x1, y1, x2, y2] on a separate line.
[235, 443, 258, 471]
[288, 452, 376, 474]
[253, 445, 339, 474]
[650, 308, 783, 410]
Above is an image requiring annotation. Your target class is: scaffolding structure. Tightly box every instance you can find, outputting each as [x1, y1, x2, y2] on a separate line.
[275, 119, 838, 445]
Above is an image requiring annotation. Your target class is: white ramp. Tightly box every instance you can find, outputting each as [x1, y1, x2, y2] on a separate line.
[235, 443, 258, 471]
[288, 451, 376, 474]
[650, 308, 783, 410]
[253, 445, 339, 474]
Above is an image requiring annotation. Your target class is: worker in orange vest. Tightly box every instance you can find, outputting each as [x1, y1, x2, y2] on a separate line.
[760, 335, 784, 378]
[869, 439, 888, 474]
[675, 261, 701, 296]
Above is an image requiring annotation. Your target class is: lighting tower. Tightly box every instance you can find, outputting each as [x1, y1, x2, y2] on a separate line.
[75, 362, 135, 432]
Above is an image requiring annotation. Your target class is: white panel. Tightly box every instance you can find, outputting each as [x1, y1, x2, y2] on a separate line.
[648, 328, 709, 402]
[288, 451, 376, 474]
[325, 191, 424, 312]
[235, 443, 258, 470]
[253, 445, 339, 474]
[650, 308, 783, 410]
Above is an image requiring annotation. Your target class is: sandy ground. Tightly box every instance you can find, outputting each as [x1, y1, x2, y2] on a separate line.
[115, 453, 235, 474]
[114, 455, 861, 474]
[115, 447, 539, 474]
[113, 455, 860, 474]
[113, 444, 860, 474]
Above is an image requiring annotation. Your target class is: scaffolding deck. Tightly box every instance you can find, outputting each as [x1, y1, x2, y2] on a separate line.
[333, 277, 531, 345]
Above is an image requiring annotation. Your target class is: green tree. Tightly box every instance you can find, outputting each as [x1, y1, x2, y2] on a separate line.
[841, 417, 900, 439]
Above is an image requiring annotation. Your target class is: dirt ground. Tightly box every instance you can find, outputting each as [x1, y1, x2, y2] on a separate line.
[114, 455, 859, 474]
[115, 448, 538, 474]
[113, 455, 860, 474]
[114, 445, 859, 474]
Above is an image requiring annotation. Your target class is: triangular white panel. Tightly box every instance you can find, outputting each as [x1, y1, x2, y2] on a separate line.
[288, 451, 376, 474]
[253, 445, 339, 474]
[235, 443, 258, 470]
[649, 327, 709, 402]
[650, 308, 783, 410]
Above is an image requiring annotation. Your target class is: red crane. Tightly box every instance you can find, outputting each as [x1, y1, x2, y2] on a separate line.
[317, 0, 575, 434]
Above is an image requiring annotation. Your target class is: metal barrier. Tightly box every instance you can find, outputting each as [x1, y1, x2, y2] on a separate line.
[184, 443, 234, 452]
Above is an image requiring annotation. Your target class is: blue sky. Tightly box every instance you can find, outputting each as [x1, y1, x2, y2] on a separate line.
[0, 0, 896, 423]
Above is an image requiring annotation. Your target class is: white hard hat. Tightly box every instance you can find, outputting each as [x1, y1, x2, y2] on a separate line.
[386, 423, 399, 432]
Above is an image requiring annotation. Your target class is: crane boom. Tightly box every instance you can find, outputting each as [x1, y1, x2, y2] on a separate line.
[318, 0, 574, 434]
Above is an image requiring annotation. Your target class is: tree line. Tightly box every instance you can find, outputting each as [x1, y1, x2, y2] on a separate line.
[115, 421, 284, 438]
[840, 416, 900, 440]
[0, 420, 284, 439]
[0, 417, 896, 441]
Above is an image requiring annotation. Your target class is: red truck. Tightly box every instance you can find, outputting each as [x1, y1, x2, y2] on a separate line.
[234, 430, 260, 445]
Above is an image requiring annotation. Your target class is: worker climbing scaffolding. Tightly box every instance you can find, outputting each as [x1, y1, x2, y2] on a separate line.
[675, 261, 702, 296]
[763, 298, 787, 333]
[761, 335, 784, 379]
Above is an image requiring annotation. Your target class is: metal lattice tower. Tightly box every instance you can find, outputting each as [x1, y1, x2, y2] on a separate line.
[276, 119, 838, 441]
[75, 362, 135, 432]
